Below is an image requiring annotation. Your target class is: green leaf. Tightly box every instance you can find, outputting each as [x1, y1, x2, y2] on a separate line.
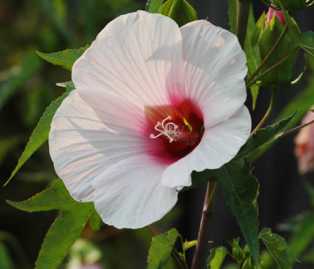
[7, 179, 77, 212]
[289, 213, 314, 258]
[260, 228, 297, 269]
[6, 82, 75, 185]
[227, 0, 237, 34]
[212, 160, 260, 267]
[250, 85, 259, 110]
[207, 247, 227, 269]
[148, 0, 164, 13]
[183, 240, 197, 252]
[89, 209, 102, 231]
[148, 228, 179, 269]
[299, 31, 314, 57]
[35, 203, 94, 269]
[158, 0, 197, 27]
[36, 45, 88, 71]
[0, 52, 42, 111]
[235, 112, 297, 160]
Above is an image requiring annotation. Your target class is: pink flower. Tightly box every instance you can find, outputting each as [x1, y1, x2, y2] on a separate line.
[266, 5, 286, 27]
[49, 11, 251, 229]
[295, 108, 314, 174]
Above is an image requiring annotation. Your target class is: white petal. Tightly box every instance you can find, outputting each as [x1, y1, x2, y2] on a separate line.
[162, 106, 251, 188]
[72, 11, 184, 108]
[49, 89, 149, 202]
[180, 20, 248, 128]
[92, 155, 178, 229]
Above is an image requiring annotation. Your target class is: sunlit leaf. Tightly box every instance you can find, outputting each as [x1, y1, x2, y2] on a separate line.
[260, 228, 297, 269]
[207, 247, 227, 269]
[226, 0, 237, 34]
[148, 228, 179, 269]
[36, 45, 88, 71]
[6, 82, 75, 185]
[35, 204, 94, 269]
[7, 179, 77, 212]
[158, 0, 197, 27]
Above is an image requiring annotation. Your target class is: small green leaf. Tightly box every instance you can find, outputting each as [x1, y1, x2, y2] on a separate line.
[183, 240, 197, 252]
[207, 247, 227, 269]
[235, 112, 297, 160]
[213, 160, 260, 267]
[260, 228, 297, 269]
[289, 213, 314, 258]
[89, 209, 102, 231]
[7, 179, 77, 212]
[36, 45, 88, 71]
[6, 82, 75, 185]
[250, 85, 259, 111]
[299, 31, 314, 57]
[158, 0, 197, 27]
[147, 0, 164, 13]
[148, 228, 179, 269]
[35, 203, 94, 269]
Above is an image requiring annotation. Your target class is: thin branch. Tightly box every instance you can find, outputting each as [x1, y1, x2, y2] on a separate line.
[191, 181, 219, 269]
[251, 86, 277, 135]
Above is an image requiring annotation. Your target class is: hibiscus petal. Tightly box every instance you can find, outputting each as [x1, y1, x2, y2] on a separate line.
[162, 105, 251, 188]
[72, 11, 184, 108]
[49, 89, 149, 202]
[92, 155, 178, 229]
[180, 20, 248, 128]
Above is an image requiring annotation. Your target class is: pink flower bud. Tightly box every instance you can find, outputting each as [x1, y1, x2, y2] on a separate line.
[265, 5, 286, 27]
[294, 108, 314, 174]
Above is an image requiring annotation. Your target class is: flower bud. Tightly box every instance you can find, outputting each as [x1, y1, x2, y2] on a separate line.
[265, 5, 286, 27]
[231, 239, 245, 263]
[294, 108, 314, 174]
[250, 6, 299, 86]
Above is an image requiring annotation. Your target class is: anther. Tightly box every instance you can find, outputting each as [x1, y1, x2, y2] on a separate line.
[150, 115, 178, 143]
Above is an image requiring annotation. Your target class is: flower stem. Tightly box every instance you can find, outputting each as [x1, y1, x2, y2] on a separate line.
[236, 0, 251, 49]
[251, 86, 277, 135]
[246, 26, 289, 86]
[282, 116, 314, 137]
[191, 181, 219, 269]
[146, 226, 186, 269]
[246, 45, 299, 88]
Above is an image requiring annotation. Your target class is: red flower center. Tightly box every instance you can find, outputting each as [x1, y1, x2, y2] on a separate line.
[145, 99, 204, 162]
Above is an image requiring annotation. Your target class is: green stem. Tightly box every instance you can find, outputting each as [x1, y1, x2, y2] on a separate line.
[191, 181, 219, 269]
[282, 116, 314, 137]
[246, 45, 299, 88]
[251, 86, 277, 135]
[246, 26, 289, 86]
[236, 0, 251, 49]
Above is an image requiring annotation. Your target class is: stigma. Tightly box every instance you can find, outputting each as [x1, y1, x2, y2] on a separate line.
[150, 116, 178, 143]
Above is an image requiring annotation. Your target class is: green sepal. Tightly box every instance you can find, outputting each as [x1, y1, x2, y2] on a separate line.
[207, 247, 227, 269]
[147, 228, 179, 269]
[6, 82, 75, 185]
[259, 228, 298, 269]
[158, 0, 197, 27]
[36, 45, 89, 71]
